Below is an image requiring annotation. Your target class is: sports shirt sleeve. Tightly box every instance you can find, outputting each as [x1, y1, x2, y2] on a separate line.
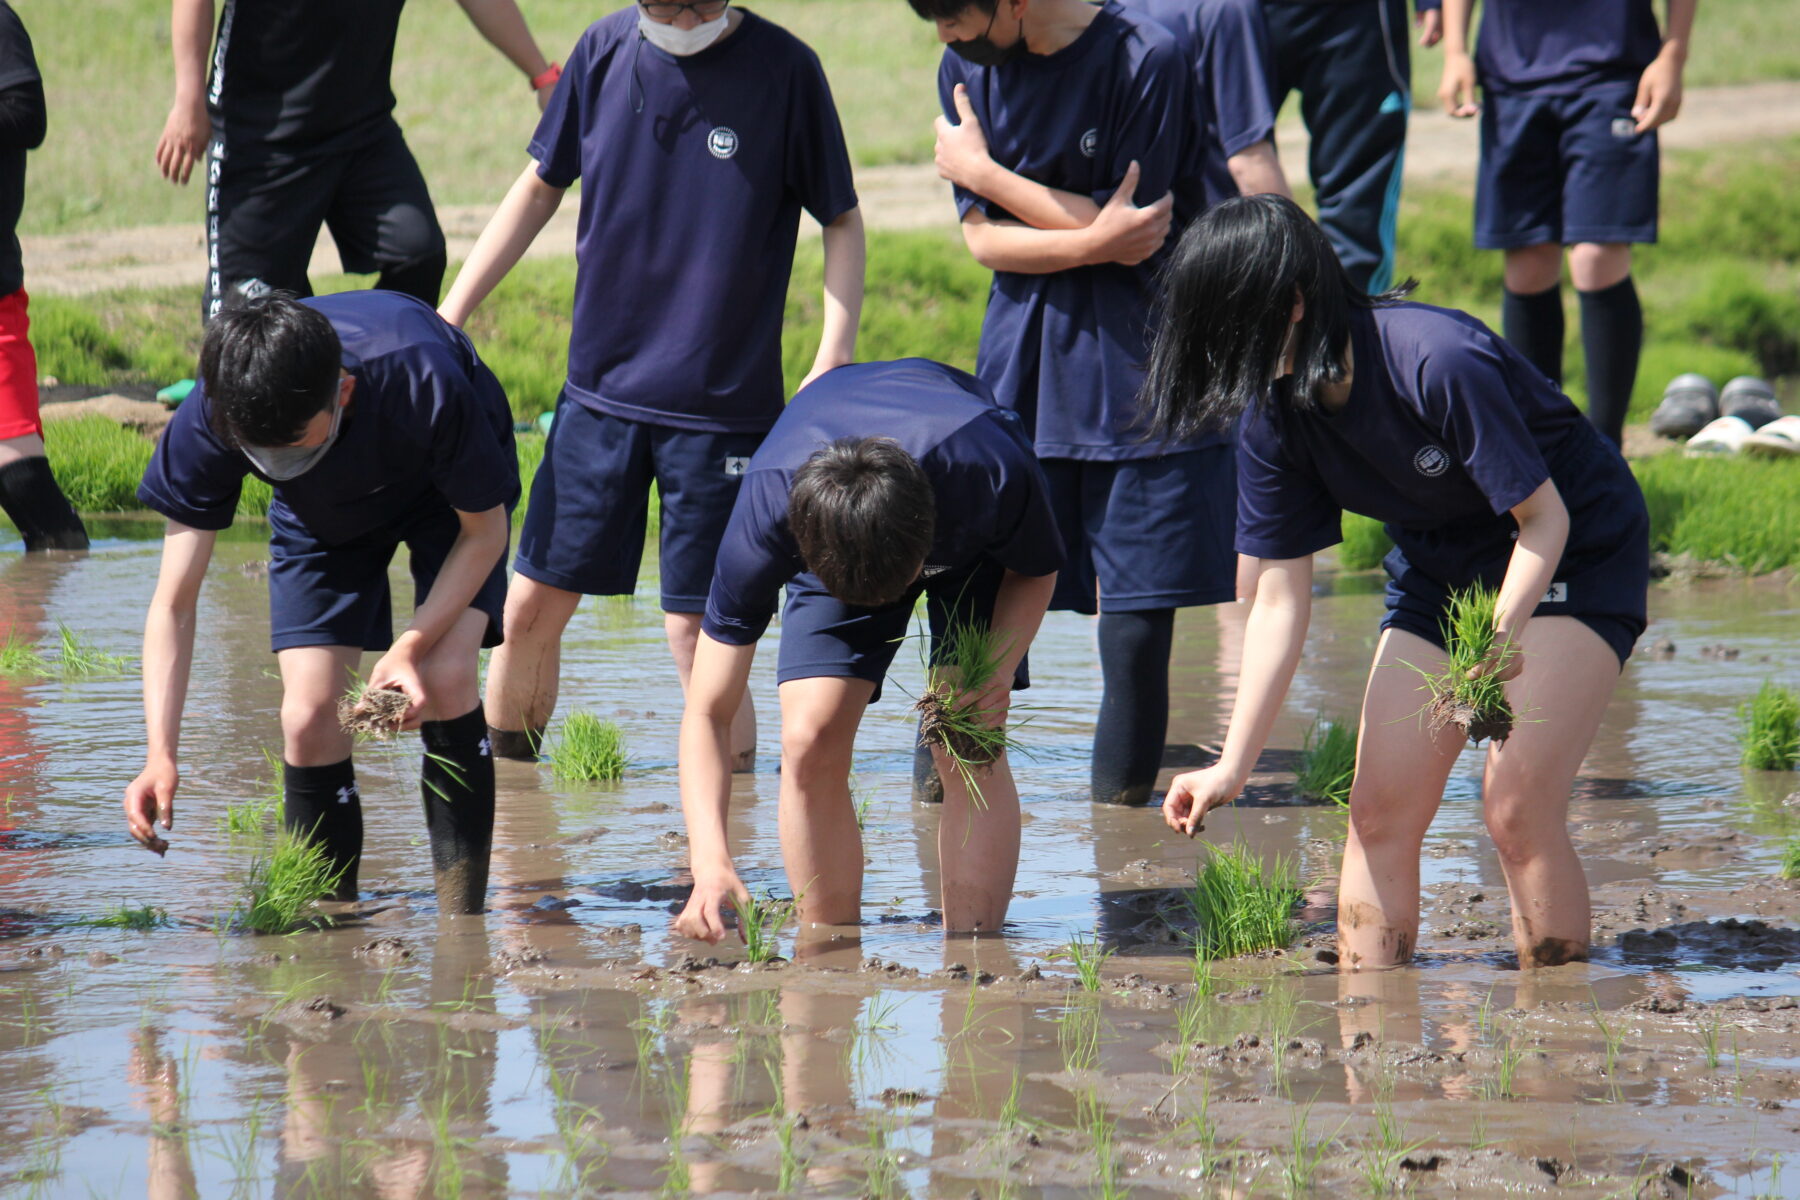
[528, 28, 594, 187]
[1416, 333, 1551, 517]
[784, 45, 859, 226]
[1091, 32, 1191, 208]
[1233, 405, 1342, 560]
[399, 346, 520, 515]
[136, 390, 249, 531]
[701, 471, 801, 646]
[1201, 0, 1278, 159]
[967, 415, 1064, 577]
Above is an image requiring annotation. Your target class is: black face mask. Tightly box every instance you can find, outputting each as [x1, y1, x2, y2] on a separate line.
[947, 4, 1025, 67]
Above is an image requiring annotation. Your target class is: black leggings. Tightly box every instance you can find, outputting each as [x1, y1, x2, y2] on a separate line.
[1091, 609, 1175, 806]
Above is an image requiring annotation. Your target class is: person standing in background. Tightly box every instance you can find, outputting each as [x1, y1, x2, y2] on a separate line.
[0, 2, 87, 551]
[1439, 0, 1695, 446]
[1261, 0, 1442, 294]
[153, 0, 562, 321]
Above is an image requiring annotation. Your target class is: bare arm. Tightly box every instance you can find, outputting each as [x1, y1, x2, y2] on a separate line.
[453, 0, 557, 108]
[154, 0, 215, 184]
[959, 162, 1172, 274]
[799, 206, 866, 391]
[438, 163, 566, 326]
[1437, 0, 1479, 117]
[1163, 555, 1314, 836]
[123, 522, 218, 852]
[673, 634, 759, 943]
[367, 505, 509, 725]
[1485, 479, 1569, 672]
[1226, 140, 1292, 199]
[1632, 0, 1694, 132]
[969, 570, 1056, 719]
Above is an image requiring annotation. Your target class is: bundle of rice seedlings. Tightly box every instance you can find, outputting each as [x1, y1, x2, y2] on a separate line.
[1739, 680, 1800, 771]
[236, 830, 346, 934]
[915, 622, 1022, 808]
[0, 626, 49, 678]
[75, 904, 169, 930]
[1293, 717, 1356, 807]
[55, 623, 133, 677]
[736, 890, 794, 964]
[548, 711, 628, 782]
[337, 682, 410, 739]
[1187, 841, 1301, 961]
[1411, 584, 1516, 745]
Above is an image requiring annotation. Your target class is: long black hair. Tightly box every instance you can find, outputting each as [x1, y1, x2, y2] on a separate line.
[1140, 194, 1414, 442]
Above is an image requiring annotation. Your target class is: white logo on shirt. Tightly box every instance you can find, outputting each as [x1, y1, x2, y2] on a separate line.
[708, 127, 740, 159]
[1412, 445, 1450, 477]
[1542, 582, 1568, 604]
[1079, 128, 1098, 158]
[723, 456, 750, 477]
[1610, 117, 1638, 139]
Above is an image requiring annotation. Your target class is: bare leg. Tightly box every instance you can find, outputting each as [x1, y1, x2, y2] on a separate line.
[1337, 629, 1463, 970]
[936, 747, 1019, 934]
[666, 611, 756, 772]
[482, 576, 582, 756]
[1482, 617, 1617, 967]
[277, 645, 360, 767]
[1502, 242, 1564, 295]
[776, 676, 871, 927]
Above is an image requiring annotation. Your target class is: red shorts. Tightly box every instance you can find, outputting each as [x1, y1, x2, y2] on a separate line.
[0, 288, 41, 440]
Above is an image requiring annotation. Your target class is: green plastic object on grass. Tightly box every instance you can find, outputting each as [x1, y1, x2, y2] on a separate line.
[156, 379, 195, 408]
[536, 409, 554, 435]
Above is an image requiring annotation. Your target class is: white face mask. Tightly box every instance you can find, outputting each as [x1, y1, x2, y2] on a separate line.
[638, 10, 731, 56]
[241, 401, 344, 481]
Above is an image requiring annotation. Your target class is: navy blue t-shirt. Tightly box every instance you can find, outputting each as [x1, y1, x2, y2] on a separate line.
[1235, 303, 1586, 579]
[530, 8, 858, 434]
[1126, 0, 1279, 211]
[1474, 0, 1661, 93]
[139, 291, 519, 546]
[939, 1, 1210, 461]
[702, 359, 1066, 645]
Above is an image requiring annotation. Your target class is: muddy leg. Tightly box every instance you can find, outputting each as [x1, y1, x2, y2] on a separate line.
[1339, 629, 1464, 970]
[277, 645, 362, 899]
[1482, 616, 1617, 968]
[482, 576, 581, 759]
[667, 611, 756, 772]
[776, 676, 871, 927]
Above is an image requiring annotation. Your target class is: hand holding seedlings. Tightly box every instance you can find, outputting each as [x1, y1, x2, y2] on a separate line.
[122, 759, 177, 856]
[337, 682, 414, 739]
[1163, 764, 1241, 838]
[1411, 584, 1520, 745]
[363, 640, 428, 730]
[674, 866, 753, 945]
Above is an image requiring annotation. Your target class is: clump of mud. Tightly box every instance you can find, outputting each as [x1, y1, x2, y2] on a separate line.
[914, 689, 999, 768]
[1427, 691, 1513, 745]
[1619, 918, 1800, 969]
[338, 685, 409, 738]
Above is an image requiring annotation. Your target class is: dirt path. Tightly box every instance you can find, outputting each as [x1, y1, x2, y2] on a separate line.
[23, 81, 1800, 298]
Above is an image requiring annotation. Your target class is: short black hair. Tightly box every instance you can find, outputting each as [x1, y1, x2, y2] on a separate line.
[788, 437, 936, 609]
[199, 294, 343, 449]
[906, 0, 997, 20]
[1140, 194, 1415, 442]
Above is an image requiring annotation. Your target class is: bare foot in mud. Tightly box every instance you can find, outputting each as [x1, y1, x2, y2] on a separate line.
[338, 685, 410, 739]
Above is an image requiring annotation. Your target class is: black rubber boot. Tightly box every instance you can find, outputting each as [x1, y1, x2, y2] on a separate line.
[0, 457, 88, 551]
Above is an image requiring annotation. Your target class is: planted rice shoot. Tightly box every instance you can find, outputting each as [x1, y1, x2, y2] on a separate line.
[236, 831, 346, 934]
[0, 626, 50, 678]
[1187, 841, 1302, 962]
[915, 620, 1024, 809]
[218, 750, 281, 838]
[1782, 832, 1800, 881]
[1054, 929, 1114, 992]
[1293, 717, 1356, 807]
[1407, 584, 1516, 745]
[1739, 680, 1800, 770]
[76, 903, 169, 930]
[54, 623, 133, 676]
[548, 711, 628, 783]
[735, 890, 795, 964]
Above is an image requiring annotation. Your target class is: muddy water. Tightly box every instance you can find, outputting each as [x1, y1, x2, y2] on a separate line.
[0, 533, 1796, 1198]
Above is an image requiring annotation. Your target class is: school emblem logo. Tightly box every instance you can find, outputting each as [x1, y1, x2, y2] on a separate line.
[1610, 117, 1638, 139]
[1079, 128, 1098, 158]
[707, 127, 740, 159]
[1412, 445, 1450, 477]
[723, 456, 750, 477]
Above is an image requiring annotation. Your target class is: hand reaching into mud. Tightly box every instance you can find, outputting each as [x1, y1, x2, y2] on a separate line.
[367, 648, 427, 730]
[1162, 765, 1241, 838]
[124, 760, 178, 856]
[675, 868, 751, 944]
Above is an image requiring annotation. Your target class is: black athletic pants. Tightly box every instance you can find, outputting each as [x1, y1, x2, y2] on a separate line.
[203, 117, 447, 321]
[1263, 0, 1411, 293]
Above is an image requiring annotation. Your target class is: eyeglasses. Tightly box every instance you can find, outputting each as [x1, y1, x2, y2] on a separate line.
[638, 0, 730, 18]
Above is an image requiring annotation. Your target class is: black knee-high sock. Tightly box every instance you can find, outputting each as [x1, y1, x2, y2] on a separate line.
[0, 457, 88, 551]
[420, 706, 495, 914]
[283, 758, 362, 900]
[1502, 284, 1565, 387]
[1579, 275, 1643, 446]
[485, 724, 543, 762]
[1092, 609, 1175, 806]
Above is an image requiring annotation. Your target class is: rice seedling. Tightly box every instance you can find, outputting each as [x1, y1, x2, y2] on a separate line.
[1405, 583, 1517, 745]
[0, 625, 50, 677]
[1076, 1088, 1126, 1199]
[914, 620, 1025, 809]
[75, 903, 168, 930]
[548, 710, 629, 783]
[1057, 996, 1106, 1075]
[1280, 1103, 1340, 1199]
[1356, 1095, 1425, 1195]
[335, 680, 410, 739]
[862, 1118, 905, 1199]
[1590, 999, 1625, 1075]
[1186, 841, 1302, 961]
[1739, 679, 1800, 770]
[1782, 832, 1800, 881]
[1053, 929, 1114, 992]
[235, 831, 346, 934]
[774, 1113, 807, 1191]
[734, 890, 795, 964]
[53, 623, 133, 676]
[219, 749, 282, 839]
[1293, 717, 1356, 807]
[1691, 1011, 1729, 1069]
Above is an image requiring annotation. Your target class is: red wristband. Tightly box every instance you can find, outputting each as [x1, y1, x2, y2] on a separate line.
[531, 62, 562, 91]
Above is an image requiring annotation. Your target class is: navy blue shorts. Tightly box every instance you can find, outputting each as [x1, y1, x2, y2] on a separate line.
[1381, 429, 1649, 668]
[1041, 445, 1237, 615]
[1475, 78, 1659, 250]
[515, 396, 764, 612]
[775, 557, 1029, 704]
[267, 502, 509, 653]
